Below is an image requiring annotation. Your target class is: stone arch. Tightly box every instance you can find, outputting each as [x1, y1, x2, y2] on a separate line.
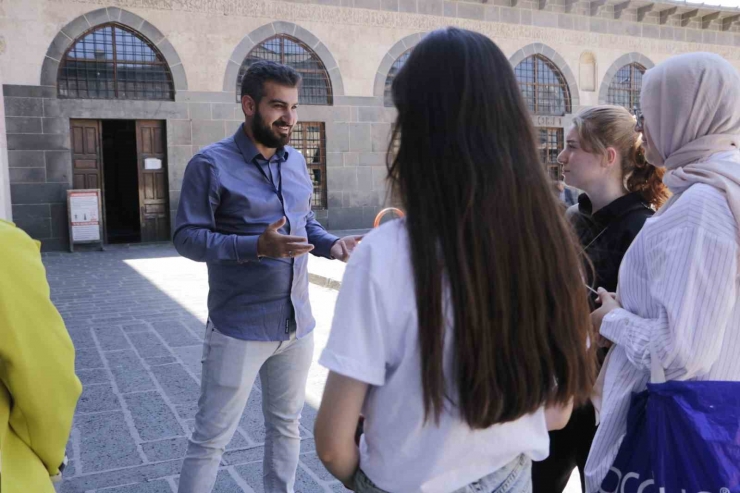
[373, 32, 426, 101]
[223, 22, 344, 99]
[40, 7, 187, 91]
[509, 43, 580, 111]
[598, 53, 655, 105]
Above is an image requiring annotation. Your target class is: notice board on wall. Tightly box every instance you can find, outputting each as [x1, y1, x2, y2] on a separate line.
[67, 189, 103, 252]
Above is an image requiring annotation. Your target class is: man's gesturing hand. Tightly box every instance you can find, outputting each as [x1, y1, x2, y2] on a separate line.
[330, 235, 364, 263]
[257, 217, 314, 259]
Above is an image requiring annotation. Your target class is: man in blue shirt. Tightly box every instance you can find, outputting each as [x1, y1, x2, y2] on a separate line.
[174, 61, 362, 493]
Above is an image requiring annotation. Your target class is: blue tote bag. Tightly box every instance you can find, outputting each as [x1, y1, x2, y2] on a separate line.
[599, 354, 740, 493]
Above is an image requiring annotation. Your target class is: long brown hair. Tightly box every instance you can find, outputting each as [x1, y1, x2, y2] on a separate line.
[387, 28, 596, 428]
[572, 105, 670, 209]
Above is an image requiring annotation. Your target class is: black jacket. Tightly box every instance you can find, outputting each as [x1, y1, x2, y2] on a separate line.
[569, 192, 653, 307]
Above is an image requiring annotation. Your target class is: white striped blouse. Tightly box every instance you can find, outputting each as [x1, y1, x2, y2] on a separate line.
[584, 171, 740, 491]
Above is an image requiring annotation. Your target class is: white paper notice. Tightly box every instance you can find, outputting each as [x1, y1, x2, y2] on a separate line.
[69, 191, 100, 242]
[72, 224, 100, 242]
[144, 158, 162, 170]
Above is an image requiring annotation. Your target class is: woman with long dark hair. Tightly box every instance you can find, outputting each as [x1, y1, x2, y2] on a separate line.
[314, 27, 596, 493]
[532, 105, 668, 492]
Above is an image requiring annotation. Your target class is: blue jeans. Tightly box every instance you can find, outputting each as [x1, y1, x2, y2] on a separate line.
[353, 454, 532, 493]
[178, 320, 314, 493]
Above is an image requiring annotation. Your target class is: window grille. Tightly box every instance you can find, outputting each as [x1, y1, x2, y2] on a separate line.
[58, 24, 174, 100]
[290, 122, 327, 209]
[238, 35, 332, 105]
[514, 55, 571, 116]
[607, 63, 645, 113]
[538, 127, 564, 181]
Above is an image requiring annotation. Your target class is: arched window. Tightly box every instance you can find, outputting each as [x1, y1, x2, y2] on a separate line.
[237, 35, 332, 105]
[58, 24, 174, 100]
[384, 50, 411, 107]
[607, 63, 645, 112]
[514, 55, 571, 116]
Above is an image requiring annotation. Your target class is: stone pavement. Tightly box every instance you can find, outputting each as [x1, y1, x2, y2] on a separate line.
[44, 244, 342, 493]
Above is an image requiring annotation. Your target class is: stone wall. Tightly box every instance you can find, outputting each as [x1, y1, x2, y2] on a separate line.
[3, 85, 394, 250]
[0, 80, 10, 221]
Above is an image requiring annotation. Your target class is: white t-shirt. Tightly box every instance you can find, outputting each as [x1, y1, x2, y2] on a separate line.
[319, 220, 549, 493]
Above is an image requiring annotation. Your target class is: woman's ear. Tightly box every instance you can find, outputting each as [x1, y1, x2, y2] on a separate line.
[604, 147, 618, 168]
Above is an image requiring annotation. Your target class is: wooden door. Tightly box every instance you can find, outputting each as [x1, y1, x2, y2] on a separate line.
[136, 120, 170, 242]
[71, 120, 102, 190]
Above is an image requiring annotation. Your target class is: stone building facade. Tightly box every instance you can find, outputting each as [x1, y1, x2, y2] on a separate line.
[1, 0, 739, 250]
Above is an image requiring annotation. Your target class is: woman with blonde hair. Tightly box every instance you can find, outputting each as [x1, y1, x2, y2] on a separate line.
[533, 105, 668, 492]
[588, 53, 740, 490]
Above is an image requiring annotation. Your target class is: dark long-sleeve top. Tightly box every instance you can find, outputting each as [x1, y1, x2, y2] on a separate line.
[173, 124, 338, 341]
[569, 192, 653, 306]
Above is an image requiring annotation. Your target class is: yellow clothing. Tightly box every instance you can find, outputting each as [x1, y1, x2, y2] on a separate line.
[0, 220, 82, 493]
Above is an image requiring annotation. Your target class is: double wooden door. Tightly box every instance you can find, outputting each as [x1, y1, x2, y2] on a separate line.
[70, 119, 170, 243]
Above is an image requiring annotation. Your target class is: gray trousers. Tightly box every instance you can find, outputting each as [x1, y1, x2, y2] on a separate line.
[178, 321, 314, 493]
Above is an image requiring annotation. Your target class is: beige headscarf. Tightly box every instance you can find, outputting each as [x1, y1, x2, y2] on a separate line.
[641, 53, 740, 221]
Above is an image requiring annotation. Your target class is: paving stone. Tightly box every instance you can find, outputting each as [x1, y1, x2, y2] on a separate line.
[300, 438, 316, 454]
[122, 322, 152, 333]
[94, 326, 132, 351]
[223, 445, 264, 465]
[175, 402, 200, 420]
[57, 460, 181, 492]
[234, 462, 264, 493]
[64, 460, 76, 478]
[76, 368, 111, 386]
[124, 392, 184, 441]
[141, 437, 188, 462]
[226, 431, 250, 450]
[172, 345, 202, 371]
[42, 245, 341, 492]
[301, 403, 319, 429]
[150, 320, 201, 347]
[77, 385, 120, 414]
[106, 349, 144, 369]
[97, 480, 173, 493]
[295, 464, 325, 492]
[300, 452, 335, 482]
[128, 332, 175, 360]
[145, 356, 178, 366]
[213, 470, 245, 493]
[92, 315, 135, 323]
[75, 412, 142, 473]
[150, 364, 201, 405]
[67, 327, 96, 348]
[112, 366, 157, 394]
[75, 347, 104, 370]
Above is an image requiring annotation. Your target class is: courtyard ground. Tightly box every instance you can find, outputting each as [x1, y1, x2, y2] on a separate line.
[43, 242, 580, 492]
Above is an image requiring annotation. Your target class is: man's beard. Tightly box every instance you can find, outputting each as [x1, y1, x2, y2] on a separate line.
[252, 109, 291, 149]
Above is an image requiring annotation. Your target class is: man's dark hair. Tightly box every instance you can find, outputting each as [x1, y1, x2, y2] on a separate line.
[240, 61, 302, 103]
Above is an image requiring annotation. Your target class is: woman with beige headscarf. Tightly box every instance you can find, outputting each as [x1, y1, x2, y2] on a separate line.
[585, 52, 740, 491]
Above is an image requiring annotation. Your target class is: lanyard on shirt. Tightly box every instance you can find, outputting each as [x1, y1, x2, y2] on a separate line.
[253, 157, 283, 204]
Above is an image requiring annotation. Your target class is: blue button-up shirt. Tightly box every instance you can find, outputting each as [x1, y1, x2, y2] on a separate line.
[173, 124, 338, 341]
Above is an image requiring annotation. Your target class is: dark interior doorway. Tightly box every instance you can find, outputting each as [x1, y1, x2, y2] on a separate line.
[102, 120, 140, 244]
